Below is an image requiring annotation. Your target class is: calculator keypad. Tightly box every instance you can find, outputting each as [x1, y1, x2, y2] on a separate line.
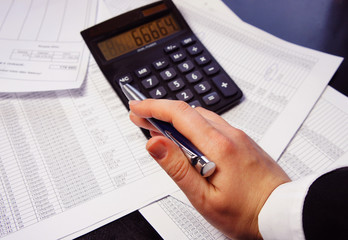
[118, 35, 241, 113]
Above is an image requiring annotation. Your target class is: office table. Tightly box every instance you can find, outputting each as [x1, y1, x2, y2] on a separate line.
[77, 0, 348, 239]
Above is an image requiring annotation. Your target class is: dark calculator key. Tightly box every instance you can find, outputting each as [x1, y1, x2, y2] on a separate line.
[186, 70, 203, 83]
[189, 100, 202, 108]
[203, 92, 220, 105]
[203, 63, 220, 76]
[195, 54, 211, 66]
[160, 67, 177, 81]
[168, 78, 185, 91]
[176, 89, 194, 102]
[187, 44, 203, 56]
[170, 50, 186, 62]
[117, 74, 132, 84]
[149, 86, 167, 99]
[181, 37, 195, 46]
[153, 58, 169, 70]
[135, 66, 151, 78]
[142, 75, 159, 89]
[212, 74, 238, 97]
[164, 43, 179, 53]
[178, 60, 194, 73]
[194, 81, 211, 94]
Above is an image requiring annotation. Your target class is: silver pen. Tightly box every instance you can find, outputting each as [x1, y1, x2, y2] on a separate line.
[120, 83, 216, 177]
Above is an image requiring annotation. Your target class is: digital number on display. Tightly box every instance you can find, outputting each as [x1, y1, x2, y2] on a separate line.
[98, 15, 180, 61]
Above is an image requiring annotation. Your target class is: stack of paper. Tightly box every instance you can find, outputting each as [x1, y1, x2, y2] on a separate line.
[0, 0, 345, 239]
[0, 0, 97, 92]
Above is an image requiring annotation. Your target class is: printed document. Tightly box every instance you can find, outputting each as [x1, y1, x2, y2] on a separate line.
[0, 60, 178, 239]
[0, 0, 97, 92]
[140, 86, 348, 240]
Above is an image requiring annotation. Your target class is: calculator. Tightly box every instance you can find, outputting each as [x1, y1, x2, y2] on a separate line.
[81, 0, 243, 118]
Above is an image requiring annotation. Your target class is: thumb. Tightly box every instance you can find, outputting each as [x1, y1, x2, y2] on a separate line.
[146, 136, 209, 196]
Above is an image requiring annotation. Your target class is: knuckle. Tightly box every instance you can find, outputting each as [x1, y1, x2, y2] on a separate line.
[166, 157, 190, 183]
[174, 101, 191, 115]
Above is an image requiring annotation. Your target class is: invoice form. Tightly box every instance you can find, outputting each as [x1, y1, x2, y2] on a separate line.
[0, 0, 97, 92]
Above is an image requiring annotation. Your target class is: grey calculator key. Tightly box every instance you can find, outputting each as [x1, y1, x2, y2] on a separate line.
[153, 58, 169, 70]
[194, 81, 211, 94]
[142, 75, 159, 89]
[203, 63, 220, 76]
[195, 54, 211, 66]
[176, 89, 194, 102]
[160, 67, 177, 81]
[212, 74, 238, 97]
[178, 60, 194, 73]
[168, 78, 185, 91]
[149, 86, 167, 99]
[186, 70, 203, 83]
[187, 44, 203, 56]
[170, 50, 186, 62]
[189, 100, 202, 108]
[203, 92, 220, 105]
[116, 74, 132, 84]
[135, 66, 151, 78]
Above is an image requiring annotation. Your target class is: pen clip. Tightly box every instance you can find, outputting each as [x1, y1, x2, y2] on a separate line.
[164, 130, 198, 165]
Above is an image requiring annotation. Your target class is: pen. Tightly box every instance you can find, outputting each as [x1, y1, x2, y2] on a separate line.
[120, 83, 216, 177]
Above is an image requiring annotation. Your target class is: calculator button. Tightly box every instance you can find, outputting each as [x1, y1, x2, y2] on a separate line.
[135, 66, 151, 78]
[195, 54, 211, 66]
[116, 74, 132, 84]
[164, 43, 179, 53]
[160, 67, 177, 81]
[152, 58, 169, 70]
[149, 86, 167, 99]
[186, 44, 203, 56]
[181, 37, 195, 46]
[178, 60, 194, 73]
[189, 100, 202, 108]
[212, 74, 238, 97]
[203, 63, 220, 76]
[203, 92, 220, 105]
[142, 75, 159, 89]
[194, 81, 211, 94]
[170, 50, 186, 62]
[186, 70, 203, 83]
[168, 78, 185, 91]
[176, 89, 194, 102]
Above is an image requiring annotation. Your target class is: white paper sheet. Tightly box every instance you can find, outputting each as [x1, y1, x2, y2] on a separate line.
[140, 86, 348, 240]
[104, 0, 343, 161]
[0, 0, 97, 92]
[0, 58, 178, 239]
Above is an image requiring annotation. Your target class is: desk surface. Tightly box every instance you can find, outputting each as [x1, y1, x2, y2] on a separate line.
[77, 1, 348, 239]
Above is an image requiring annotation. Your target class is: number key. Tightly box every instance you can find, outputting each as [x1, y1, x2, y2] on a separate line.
[149, 86, 167, 99]
[178, 60, 194, 73]
[160, 67, 177, 81]
[142, 75, 159, 89]
[176, 89, 194, 102]
[194, 81, 211, 94]
[168, 78, 185, 91]
[186, 70, 203, 83]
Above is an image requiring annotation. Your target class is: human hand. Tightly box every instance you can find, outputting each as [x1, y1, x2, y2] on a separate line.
[129, 99, 290, 239]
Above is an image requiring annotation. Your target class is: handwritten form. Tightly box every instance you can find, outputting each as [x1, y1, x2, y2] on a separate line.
[140, 86, 348, 240]
[0, 0, 97, 92]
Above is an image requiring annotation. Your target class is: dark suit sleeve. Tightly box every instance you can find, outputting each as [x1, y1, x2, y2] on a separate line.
[302, 167, 348, 240]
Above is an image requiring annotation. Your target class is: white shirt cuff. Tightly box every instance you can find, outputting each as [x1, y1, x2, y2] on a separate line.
[258, 174, 320, 240]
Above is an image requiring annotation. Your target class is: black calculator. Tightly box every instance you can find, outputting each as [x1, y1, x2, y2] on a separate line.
[81, 0, 243, 116]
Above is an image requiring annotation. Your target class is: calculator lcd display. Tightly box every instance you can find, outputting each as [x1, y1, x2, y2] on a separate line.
[98, 14, 181, 61]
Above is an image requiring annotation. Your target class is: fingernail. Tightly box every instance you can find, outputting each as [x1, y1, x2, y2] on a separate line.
[146, 142, 167, 160]
[129, 100, 141, 106]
